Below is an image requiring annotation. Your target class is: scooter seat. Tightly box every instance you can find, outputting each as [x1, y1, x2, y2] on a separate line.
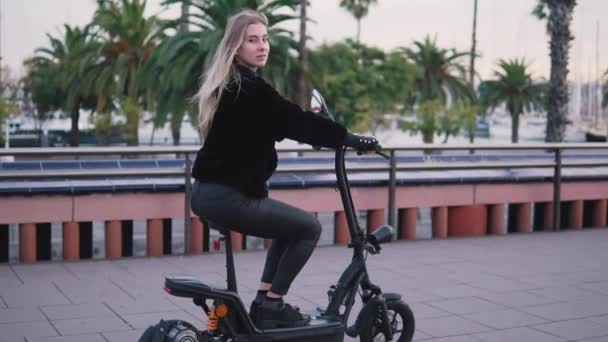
[165, 276, 217, 298]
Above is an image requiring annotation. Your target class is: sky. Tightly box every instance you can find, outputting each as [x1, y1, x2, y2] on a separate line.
[1, 0, 607, 82]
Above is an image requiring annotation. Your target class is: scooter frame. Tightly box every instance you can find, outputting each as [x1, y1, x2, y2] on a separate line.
[164, 144, 403, 342]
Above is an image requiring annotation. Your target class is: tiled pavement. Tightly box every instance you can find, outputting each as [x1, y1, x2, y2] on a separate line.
[1, 229, 608, 341]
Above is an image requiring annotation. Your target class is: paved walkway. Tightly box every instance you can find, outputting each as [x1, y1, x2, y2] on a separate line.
[1, 229, 608, 342]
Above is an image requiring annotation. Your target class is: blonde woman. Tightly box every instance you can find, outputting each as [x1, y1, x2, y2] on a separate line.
[190, 9, 378, 329]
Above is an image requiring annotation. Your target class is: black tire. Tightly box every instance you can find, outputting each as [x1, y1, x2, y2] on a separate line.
[138, 320, 203, 342]
[359, 300, 415, 342]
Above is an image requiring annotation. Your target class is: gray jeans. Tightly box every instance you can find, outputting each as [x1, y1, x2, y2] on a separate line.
[190, 181, 321, 295]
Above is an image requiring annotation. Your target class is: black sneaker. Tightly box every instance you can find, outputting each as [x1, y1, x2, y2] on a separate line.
[257, 299, 311, 329]
[249, 292, 266, 323]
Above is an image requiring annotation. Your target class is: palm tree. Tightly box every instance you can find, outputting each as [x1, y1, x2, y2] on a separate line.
[401, 36, 472, 143]
[339, 0, 377, 43]
[403, 36, 472, 105]
[481, 59, 546, 143]
[149, 0, 299, 144]
[533, 0, 577, 142]
[93, 0, 164, 145]
[31, 25, 100, 146]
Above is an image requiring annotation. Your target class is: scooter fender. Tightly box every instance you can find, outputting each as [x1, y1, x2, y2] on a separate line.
[344, 293, 403, 338]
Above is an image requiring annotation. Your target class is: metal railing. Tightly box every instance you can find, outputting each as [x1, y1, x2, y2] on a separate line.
[2, 143, 608, 251]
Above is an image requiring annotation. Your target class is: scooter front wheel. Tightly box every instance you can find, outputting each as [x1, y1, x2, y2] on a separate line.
[359, 300, 415, 342]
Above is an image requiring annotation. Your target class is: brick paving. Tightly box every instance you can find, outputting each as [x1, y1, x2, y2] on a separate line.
[1, 229, 607, 341]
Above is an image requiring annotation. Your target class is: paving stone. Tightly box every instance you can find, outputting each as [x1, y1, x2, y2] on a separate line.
[105, 296, 181, 316]
[41, 303, 116, 320]
[121, 310, 202, 329]
[26, 334, 107, 342]
[412, 329, 433, 340]
[11, 264, 77, 284]
[0, 321, 57, 341]
[418, 335, 483, 342]
[463, 308, 549, 329]
[52, 278, 133, 304]
[426, 297, 508, 315]
[521, 297, 608, 321]
[0, 307, 46, 323]
[0, 284, 70, 308]
[51, 315, 131, 335]
[580, 336, 608, 342]
[532, 318, 608, 341]
[472, 327, 566, 342]
[478, 290, 560, 308]
[416, 315, 491, 338]
[426, 284, 492, 299]
[0, 266, 22, 289]
[102, 329, 146, 342]
[408, 302, 450, 319]
[528, 285, 603, 301]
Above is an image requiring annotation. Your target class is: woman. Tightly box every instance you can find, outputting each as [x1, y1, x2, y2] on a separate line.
[190, 9, 378, 329]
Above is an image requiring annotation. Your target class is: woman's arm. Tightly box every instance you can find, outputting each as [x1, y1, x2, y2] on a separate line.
[256, 79, 347, 148]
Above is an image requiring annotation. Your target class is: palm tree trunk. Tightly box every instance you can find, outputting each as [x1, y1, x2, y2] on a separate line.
[297, 0, 309, 109]
[356, 18, 361, 43]
[512, 112, 520, 143]
[180, 1, 189, 32]
[469, 0, 478, 86]
[545, 0, 576, 142]
[69, 96, 81, 146]
[171, 114, 181, 146]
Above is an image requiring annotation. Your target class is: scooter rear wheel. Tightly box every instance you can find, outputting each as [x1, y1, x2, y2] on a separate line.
[359, 300, 415, 342]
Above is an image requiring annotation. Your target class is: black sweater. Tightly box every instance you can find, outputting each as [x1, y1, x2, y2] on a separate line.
[192, 65, 347, 198]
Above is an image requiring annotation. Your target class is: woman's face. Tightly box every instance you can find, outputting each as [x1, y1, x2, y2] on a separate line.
[236, 22, 269, 71]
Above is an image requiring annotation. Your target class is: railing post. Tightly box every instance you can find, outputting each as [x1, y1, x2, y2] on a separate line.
[184, 153, 192, 254]
[387, 149, 397, 229]
[553, 148, 562, 232]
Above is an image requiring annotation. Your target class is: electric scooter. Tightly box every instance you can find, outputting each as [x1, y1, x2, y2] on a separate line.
[142, 90, 415, 342]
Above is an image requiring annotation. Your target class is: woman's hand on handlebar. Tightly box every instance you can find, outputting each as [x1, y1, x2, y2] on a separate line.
[343, 132, 380, 154]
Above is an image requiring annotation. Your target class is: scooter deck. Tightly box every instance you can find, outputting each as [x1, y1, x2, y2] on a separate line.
[166, 276, 345, 342]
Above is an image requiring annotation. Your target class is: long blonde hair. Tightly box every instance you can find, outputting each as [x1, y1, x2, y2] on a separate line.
[196, 9, 269, 137]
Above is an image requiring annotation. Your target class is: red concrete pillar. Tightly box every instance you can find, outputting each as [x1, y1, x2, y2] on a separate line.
[568, 200, 583, 230]
[147, 219, 164, 257]
[230, 231, 243, 252]
[432, 207, 448, 239]
[367, 209, 384, 233]
[104, 220, 122, 258]
[515, 203, 533, 233]
[488, 204, 506, 235]
[334, 211, 349, 244]
[398, 208, 417, 240]
[541, 202, 554, 231]
[19, 223, 37, 263]
[592, 199, 607, 228]
[264, 239, 272, 249]
[62, 222, 80, 261]
[448, 205, 487, 237]
[189, 218, 204, 254]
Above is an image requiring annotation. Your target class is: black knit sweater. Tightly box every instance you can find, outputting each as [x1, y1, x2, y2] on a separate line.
[192, 65, 347, 198]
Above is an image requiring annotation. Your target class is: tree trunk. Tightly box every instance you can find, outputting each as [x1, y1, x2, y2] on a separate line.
[171, 114, 181, 146]
[511, 112, 520, 143]
[69, 96, 81, 147]
[297, 0, 309, 109]
[356, 18, 361, 43]
[545, 0, 576, 142]
[125, 97, 139, 146]
[469, 0, 478, 87]
[423, 130, 434, 144]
